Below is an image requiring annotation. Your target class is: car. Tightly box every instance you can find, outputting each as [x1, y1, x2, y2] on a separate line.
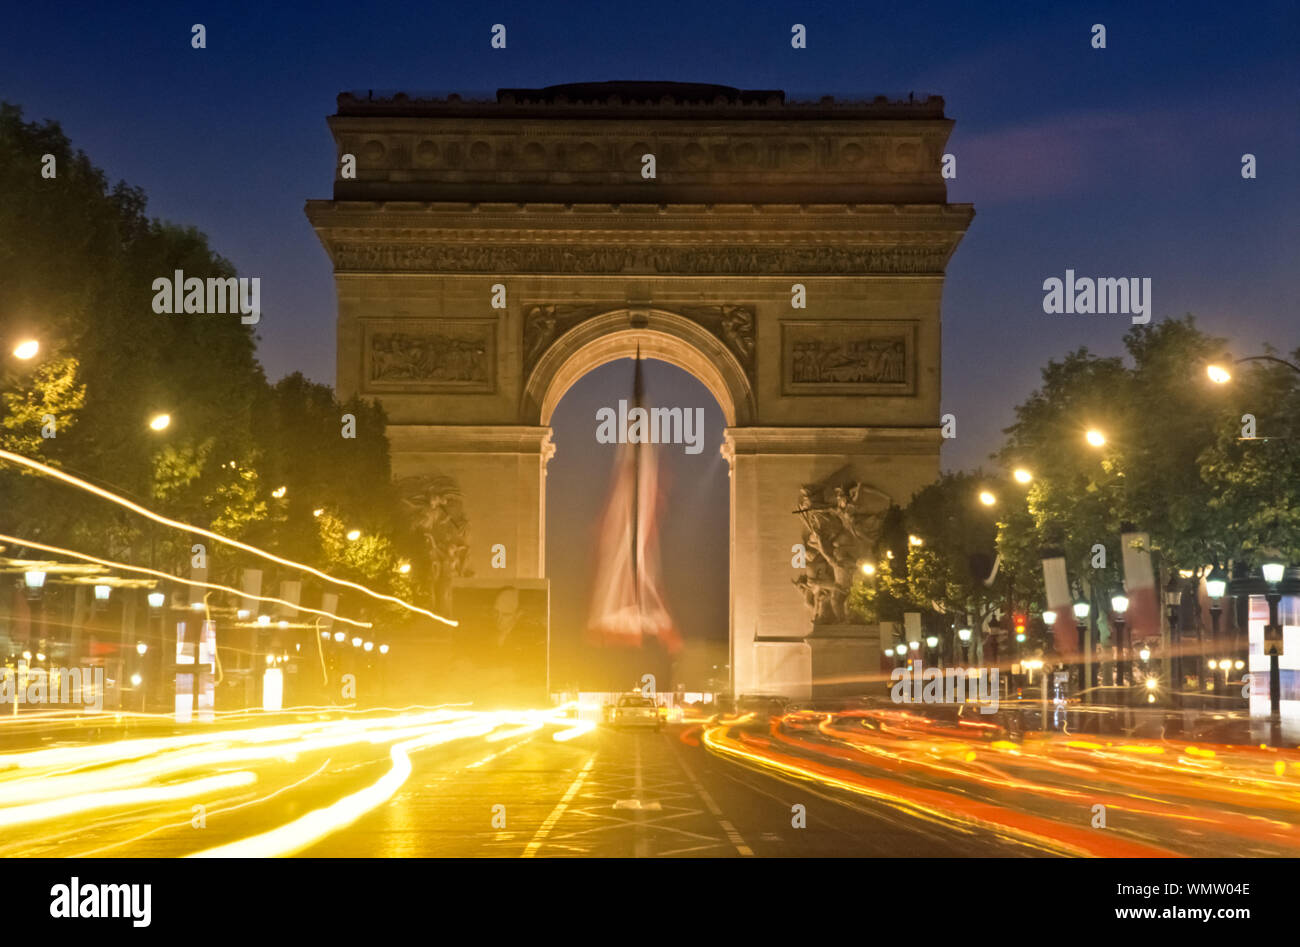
[611, 695, 662, 730]
[736, 694, 790, 720]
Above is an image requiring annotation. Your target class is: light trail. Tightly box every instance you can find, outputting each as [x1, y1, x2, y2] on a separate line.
[189, 716, 506, 857]
[0, 448, 456, 625]
[0, 706, 582, 856]
[0, 533, 373, 629]
[0, 771, 257, 829]
[703, 707, 1300, 856]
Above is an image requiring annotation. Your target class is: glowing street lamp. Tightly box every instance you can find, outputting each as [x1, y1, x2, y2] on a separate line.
[894, 644, 907, 656]
[1073, 601, 1092, 698]
[333, 631, 345, 643]
[1111, 593, 1131, 685]
[1085, 429, 1106, 448]
[136, 641, 148, 656]
[93, 584, 111, 602]
[379, 644, 389, 655]
[978, 490, 996, 507]
[1263, 561, 1287, 725]
[351, 636, 363, 648]
[398, 562, 412, 574]
[1042, 610, 1057, 628]
[148, 413, 171, 431]
[363, 641, 374, 652]
[147, 591, 165, 608]
[12, 339, 39, 360]
[908, 535, 923, 547]
[1206, 364, 1232, 384]
[346, 529, 362, 542]
[860, 562, 875, 576]
[24, 570, 46, 590]
[1012, 468, 1033, 484]
[957, 627, 972, 643]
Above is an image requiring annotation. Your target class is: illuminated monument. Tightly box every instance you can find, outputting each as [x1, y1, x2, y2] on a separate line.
[306, 82, 973, 698]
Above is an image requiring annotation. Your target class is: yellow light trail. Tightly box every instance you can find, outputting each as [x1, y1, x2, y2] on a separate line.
[0, 448, 456, 626]
[190, 716, 501, 857]
[0, 533, 373, 629]
[0, 771, 257, 829]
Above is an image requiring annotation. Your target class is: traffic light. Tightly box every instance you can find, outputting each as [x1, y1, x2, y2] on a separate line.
[1014, 614, 1027, 642]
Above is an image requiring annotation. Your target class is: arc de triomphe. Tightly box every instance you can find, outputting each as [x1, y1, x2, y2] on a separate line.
[306, 82, 973, 699]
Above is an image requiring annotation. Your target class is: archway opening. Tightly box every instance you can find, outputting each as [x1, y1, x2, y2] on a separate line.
[546, 357, 729, 697]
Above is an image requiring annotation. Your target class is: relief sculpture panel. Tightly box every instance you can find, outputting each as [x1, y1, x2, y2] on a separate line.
[362, 319, 496, 393]
[781, 320, 916, 395]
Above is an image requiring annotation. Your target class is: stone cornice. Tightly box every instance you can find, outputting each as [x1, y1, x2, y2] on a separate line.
[722, 426, 944, 458]
[388, 425, 554, 454]
[336, 84, 947, 120]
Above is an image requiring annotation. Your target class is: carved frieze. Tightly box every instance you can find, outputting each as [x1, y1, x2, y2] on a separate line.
[362, 319, 496, 393]
[331, 243, 951, 275]
[781, 320, 917, 395]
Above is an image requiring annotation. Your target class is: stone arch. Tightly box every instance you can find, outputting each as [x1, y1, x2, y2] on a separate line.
[521, 308, 755, 427]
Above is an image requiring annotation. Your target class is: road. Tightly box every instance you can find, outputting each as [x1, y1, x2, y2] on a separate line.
[0, 706, 1296, 857]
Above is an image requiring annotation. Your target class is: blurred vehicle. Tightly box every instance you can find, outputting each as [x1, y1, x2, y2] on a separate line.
[611, 694, 662, 730]
[736, 694, 789, 720]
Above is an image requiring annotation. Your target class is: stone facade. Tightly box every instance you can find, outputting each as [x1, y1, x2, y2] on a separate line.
[306, 82, 974, 699]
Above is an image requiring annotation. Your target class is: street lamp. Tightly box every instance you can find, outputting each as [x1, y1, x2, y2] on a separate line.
[147, 591, 165, 609]
[1073, 601, 1090, 699]
[1013, 468, 1033, 484]
[333, 631, 345, 643]
[93, 584, 111, 602]
[1262, 561, 1286, 727]
[1111, 594, 1129, 687]
[860, 562, 875, 576]
[1206, 364, 1232, 384]
[346, 529, 362, 542]
[379, 644, 389, 655]
[1206, 355, 1300, 384]
[12, 339, 39, 360]
[148, 413, 171, 431]
[1164, 575, 1183, 701]
[978, 490, 996, 507]
[136, 641, 148, 656]
[1206, 565, 1228, 696]
[1085, 429, 1106, 447]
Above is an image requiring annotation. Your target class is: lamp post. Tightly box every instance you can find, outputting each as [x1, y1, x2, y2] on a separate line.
[1206, 566, 1227, 697]
[1262, 561, 1285, 727]
[1073, 601, 1090, 702]
[1164, 576, 1183, 705]
[1111, 594, 1129, 689]
[957, 626, 972, 664]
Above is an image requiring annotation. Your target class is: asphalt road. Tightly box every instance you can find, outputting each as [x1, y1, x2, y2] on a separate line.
[4, 707, 1295, 857]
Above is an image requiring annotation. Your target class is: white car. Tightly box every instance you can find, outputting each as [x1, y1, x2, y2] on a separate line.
[611, 695, 662, 730]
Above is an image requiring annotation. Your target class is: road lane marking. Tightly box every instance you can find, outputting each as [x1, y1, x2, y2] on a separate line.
[672, 743, 753, 856]
[522, 755, 595, 857]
